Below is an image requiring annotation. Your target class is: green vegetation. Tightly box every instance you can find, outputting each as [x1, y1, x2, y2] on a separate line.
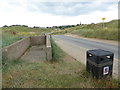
[1, 22, 119, 88]
[2, 39, 119, 88]
[71, 29, 118, 40]
[52, 20, 119, 41]
[2, 25, 54, 33]
[2, 32, 23, 47]
[51, 38, 65, 61]
[1, 25, 55, 47]
[0, 29, 2, 48]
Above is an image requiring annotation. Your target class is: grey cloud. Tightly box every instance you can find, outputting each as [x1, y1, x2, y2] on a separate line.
[4, 0, 117, 16]
[26, 1, 117, 16]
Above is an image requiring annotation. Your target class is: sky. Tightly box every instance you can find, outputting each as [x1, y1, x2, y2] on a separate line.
[0, 0, 119, 27]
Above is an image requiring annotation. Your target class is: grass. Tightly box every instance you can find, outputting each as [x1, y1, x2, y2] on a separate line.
[71, 29, 118, 40]
[50, 38, 65, 61]
[2, 57, 119, 88]
[1, 25, 55, 36]
[1, 24, 119, 88]
[1, 25, 52, 32]
[2, 39, 119, 88]
[2, 32, 23, 48]
[0, 28, 1, 48]
[1, 25, 55, 47]
[51, 30, 68, 35]
[52, 19, 119, 41]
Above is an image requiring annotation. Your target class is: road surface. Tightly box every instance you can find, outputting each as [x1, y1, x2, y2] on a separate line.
[53, 35, 119, 80]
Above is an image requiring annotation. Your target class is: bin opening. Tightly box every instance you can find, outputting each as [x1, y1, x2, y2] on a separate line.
[89, 54, 92, 57]
[106, 56, 110, 59]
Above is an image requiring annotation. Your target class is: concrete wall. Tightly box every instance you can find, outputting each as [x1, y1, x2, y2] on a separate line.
[46, 35, 52, 60]
[2, 37, 30, 60]
[2, 35, 52, 61]
[30, 35, 46, 46]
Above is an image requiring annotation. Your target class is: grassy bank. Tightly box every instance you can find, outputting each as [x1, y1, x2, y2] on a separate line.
[2, 39, 119, 88]
[71, 29, 118, 40]
[52, 20, 119, 41]
[1, 25, 55, 47]
[50, 38, 65, 61]
[2, 32, 23, 48]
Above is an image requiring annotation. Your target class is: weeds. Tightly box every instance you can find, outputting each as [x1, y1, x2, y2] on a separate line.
[50, 37, 65, 61]
[2, 32, 23, 47]
[2, 59, 24, 73]
[2, 58, 119, 88]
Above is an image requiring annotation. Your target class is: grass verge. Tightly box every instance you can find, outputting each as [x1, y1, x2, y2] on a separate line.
[50, 37, 65, 61]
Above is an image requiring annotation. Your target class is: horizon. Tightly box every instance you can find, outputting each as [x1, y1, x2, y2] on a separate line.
[1, 19, 118, 28]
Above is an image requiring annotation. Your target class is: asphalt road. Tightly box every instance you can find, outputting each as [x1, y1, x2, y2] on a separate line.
[53, 35, 119, 79]
[53, 35, 119, 60]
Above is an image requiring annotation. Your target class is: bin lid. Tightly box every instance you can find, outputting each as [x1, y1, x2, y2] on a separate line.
[87, 49, 114, 56]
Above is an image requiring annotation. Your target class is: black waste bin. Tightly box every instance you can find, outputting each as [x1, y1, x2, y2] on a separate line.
[86, 49, 114, 79]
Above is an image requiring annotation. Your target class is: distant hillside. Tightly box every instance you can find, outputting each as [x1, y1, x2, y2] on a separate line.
[1, 25, 54, 33]
[82, 19, 118, 30]
[52, 20, 119, 41]
[1, 25, 55, 47]
[63, 19, 118, 31]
